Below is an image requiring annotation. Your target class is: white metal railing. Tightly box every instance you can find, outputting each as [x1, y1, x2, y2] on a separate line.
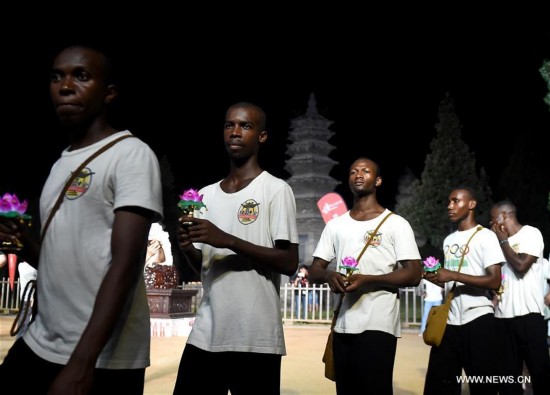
[1, 279, 423, 328]
[281, 283, 334, 323]
[0, 279, 21, 314]
[179, 282, 422, 327]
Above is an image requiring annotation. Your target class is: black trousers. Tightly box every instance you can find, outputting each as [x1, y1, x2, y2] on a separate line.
[424, 313, 499, 395]
[333, 329, 397, 395]
[496, 313, 550, 395]
[0, 337, 145, 394]
[173, 343, 282, 395]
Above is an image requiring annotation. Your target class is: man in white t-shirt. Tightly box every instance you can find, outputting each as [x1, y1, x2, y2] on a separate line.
[0, 45, 163, 393]
[308, 157, 423, 394]
[173, 102, 299, 395]
[490, 200, 550, 394]
[424, 187, 505, 395]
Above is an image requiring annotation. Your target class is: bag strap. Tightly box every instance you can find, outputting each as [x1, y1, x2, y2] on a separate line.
[10, 134, 134, 337]
[40, 134, 135, 242]
[356, 211, 394, 262]
[448, 225, 483, 297]
[331, 211, 394, 329]
[9, 279, 37, 336]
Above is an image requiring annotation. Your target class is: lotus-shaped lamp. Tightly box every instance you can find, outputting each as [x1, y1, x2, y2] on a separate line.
[422, 256, 441, 273]
[0, 193, 31, 220]
[339, 256, 359, 277]
[177, 188, 207, 225]
[0, 193, 32, 253]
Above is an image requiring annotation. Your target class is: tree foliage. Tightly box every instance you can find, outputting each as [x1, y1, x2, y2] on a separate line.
[397, 93, 491, 249]
[395, 167, 423, 244]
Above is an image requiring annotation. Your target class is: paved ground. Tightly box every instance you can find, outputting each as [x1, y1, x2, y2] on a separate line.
[1, 316, 435, 394]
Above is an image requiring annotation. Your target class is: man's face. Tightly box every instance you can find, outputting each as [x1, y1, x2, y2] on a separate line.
[50, 47, 113, 126]
[223, 106, 266, 161]
[447, 189, 473, 223]
[348, 159, 381, 196]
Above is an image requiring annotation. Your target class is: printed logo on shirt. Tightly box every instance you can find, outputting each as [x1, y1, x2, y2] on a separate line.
[65, 167, 94, 200]
[238, 199, 260, 225]
[444, 243, 471, 269]
[445, 243, 472, 259]
[363, 230, 382, 247]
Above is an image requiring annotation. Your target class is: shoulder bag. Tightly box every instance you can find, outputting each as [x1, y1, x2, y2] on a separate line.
[323, 211, 394, 381]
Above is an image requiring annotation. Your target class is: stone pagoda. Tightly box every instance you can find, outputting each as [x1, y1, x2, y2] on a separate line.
[285, 93, 339, 263]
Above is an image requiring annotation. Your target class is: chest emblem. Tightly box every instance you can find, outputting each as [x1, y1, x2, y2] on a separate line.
[66, 168, 94, 200]
[238, 199, 260, 225]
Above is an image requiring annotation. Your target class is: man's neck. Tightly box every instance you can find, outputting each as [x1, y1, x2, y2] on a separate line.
[457, 218, 478, 232]
[67, 117, 117, 151]
[506, 222, 523, 237]
[222, 163, 263, 194]
[350, 196, 385, 221]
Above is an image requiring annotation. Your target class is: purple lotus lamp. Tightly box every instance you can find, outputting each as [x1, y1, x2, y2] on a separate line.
[422, 256, 441, 273]
[339, 256, 359, 277]
[0, 193, 32, 253]
[177, 188, 207, 225]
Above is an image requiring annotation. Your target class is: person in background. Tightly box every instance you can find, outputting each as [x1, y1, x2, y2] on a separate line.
[490, 200, 550, 394]
[145, 222, 172, 268]
[418, 278, 444, 336]
[173, 102, 299, 395]
[424, 187, 504, 395]
[144, 221, 178, 290]
[308, 156, 422, 395]
[292, 264, 310, 319]
[0, 44, 163, 394]
[0, 251, 6, 279]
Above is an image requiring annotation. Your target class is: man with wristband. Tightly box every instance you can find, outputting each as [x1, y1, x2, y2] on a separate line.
[490, 200, 550, 394]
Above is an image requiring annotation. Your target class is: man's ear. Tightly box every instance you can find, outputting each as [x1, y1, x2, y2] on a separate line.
[375, 176, 382, 187]
[259, 130, 268, 143]
[104, 84, 118, 104]
[469, 199, 478, 210]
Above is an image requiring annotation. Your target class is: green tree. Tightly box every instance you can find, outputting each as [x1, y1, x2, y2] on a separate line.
[395, 167, 423, 244]
[398, 93, 491, 250]
[395, 167, 419, 208]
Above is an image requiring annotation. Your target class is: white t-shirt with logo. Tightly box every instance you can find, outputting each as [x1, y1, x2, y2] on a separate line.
[24, 131, 163, 369]
[188, 171, 299, 355]
[313, 209, 421, 337]
[443, 226, 505, 325]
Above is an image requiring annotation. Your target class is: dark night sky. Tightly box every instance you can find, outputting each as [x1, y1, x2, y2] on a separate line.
[3, 22, 549, 214]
